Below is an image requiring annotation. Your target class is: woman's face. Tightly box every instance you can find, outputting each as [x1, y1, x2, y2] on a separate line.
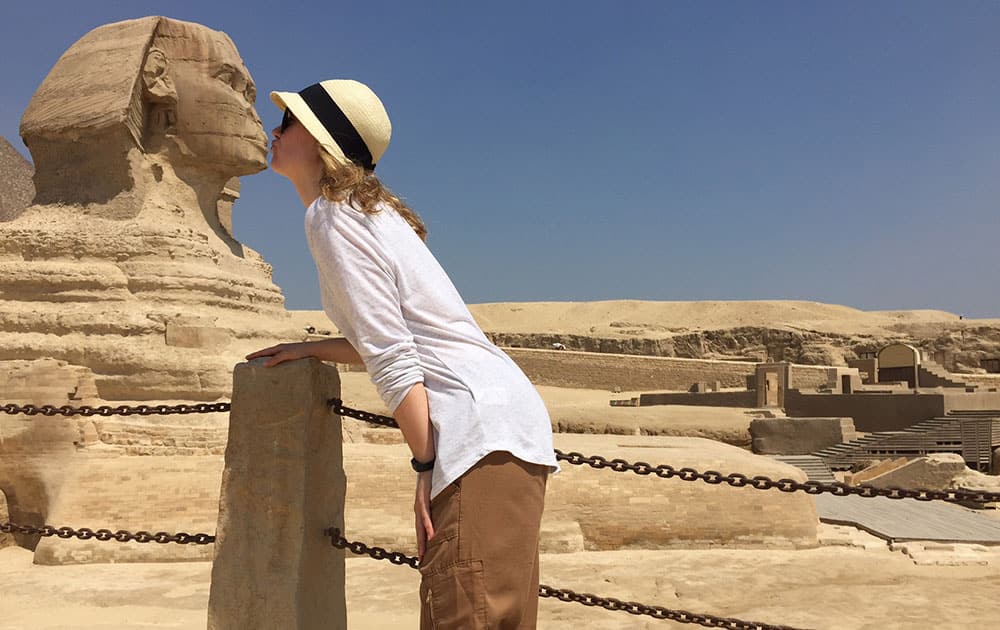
[270, 111, 322, 180]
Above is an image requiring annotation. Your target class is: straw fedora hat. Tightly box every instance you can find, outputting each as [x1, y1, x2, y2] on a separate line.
[270, 79, 390, 171]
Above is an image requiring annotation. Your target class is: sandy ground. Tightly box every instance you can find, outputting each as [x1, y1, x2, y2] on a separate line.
[3, 536, 999, 630]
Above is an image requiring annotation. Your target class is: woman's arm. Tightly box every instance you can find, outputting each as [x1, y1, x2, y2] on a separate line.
[245, 337, 364, 367]
[394, 382, 434, 463]
[394, 382, 437, 561]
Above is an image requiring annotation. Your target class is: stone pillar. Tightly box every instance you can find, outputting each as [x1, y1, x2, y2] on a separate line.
[208, 358, 346, 630]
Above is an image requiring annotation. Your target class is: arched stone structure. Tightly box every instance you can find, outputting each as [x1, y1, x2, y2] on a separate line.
[878, 343, 921, 387]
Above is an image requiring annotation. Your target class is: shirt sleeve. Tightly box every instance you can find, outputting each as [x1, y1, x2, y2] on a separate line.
[305, 201, 423, 413]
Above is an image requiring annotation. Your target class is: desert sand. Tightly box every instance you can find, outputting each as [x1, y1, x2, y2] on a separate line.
[3, 532, 999, 630]
[289, 300, 994, 338]
[289, 300, 1000, 373]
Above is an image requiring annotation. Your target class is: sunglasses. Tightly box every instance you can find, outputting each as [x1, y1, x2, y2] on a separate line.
[280, 109, 296, 133]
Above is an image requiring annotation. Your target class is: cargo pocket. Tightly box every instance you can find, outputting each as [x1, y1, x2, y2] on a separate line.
[422, 559, 487, 629]
[420, 480, 461, 576]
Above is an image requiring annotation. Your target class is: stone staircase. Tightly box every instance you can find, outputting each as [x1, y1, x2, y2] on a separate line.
[772, 455, 837, 482]
[918, 359, 970, 389]
[812, 414, 999, 471]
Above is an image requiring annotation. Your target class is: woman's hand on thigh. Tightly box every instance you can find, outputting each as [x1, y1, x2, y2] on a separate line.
[414, 469, 435, 562]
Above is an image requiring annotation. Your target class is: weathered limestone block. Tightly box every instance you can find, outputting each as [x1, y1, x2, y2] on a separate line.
[208, 358, 346, 630]
[951, 467, 1000, 494]
[0, 360, 86, 469]
[32, 453, 224, 564]
[750, 417, 857, 455]
[0, 358, 98, 405]
[863, 453, 969, 491]
[164, 321, 232, 350]
[848, 458, 908, 485]
[0, 489, 13, 548]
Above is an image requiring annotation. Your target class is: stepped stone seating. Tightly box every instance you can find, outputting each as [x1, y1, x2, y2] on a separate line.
[858, 453, 968, 492]
[812, 414, 1000, 472]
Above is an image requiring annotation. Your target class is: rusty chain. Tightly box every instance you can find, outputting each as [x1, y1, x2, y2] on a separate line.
[10, 396, 996, 503]
[325, 527, 420, 569]
[552, 450, 1000, 503]
[330, 398, 400, 429]
[0, 521, 215, 545]
[326, 528, 806, 630]
[329, 398, 1000, 504]
[0, 402, 231, 417]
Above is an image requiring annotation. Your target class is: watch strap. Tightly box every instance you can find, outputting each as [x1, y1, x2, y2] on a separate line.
[410, 456, 435, 473]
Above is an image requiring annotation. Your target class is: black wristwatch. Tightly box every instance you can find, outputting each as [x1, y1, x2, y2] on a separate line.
[411, 456, 435, 473]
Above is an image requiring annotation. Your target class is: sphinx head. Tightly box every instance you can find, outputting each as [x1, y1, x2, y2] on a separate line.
[20, 17, 267, 212]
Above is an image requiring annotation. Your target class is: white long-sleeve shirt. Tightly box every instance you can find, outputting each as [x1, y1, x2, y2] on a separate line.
[304, 196, 559, 498]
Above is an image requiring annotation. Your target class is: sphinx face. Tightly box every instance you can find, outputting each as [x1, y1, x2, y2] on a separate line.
[158, 23, 268, 176]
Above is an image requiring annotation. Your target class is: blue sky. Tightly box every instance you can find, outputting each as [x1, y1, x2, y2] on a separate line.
[1, 1, 997, 317]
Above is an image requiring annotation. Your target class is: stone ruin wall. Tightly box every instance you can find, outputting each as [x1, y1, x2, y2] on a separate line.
[504, 347, 833, 393]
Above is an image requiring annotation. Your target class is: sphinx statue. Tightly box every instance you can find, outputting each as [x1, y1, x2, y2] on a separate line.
[0, 18, 307, 561]
[0, 16, 298, 402]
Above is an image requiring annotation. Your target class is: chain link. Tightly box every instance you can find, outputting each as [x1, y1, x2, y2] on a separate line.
[330, 398, 400, 429]
[328, 398, 1000, 504]
[0, 402, 231, 417]
[325, 527, 420, 568]
[0, 522, 215, 545]
[552, 449, 1000, 504]
[326, 528, 805, 629]
[6, 398, 995, 503]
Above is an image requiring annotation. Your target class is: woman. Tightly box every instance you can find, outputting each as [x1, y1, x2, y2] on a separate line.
[247, 79, 558, 629]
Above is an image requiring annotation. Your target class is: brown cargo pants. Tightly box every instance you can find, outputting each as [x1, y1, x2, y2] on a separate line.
[418, 450, 549, 629]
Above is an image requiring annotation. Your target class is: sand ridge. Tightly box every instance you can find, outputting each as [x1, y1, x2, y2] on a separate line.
[288, 299, 992, 339]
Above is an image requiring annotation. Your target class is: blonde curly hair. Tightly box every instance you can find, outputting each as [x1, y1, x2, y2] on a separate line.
[318, 150, 427, 241]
